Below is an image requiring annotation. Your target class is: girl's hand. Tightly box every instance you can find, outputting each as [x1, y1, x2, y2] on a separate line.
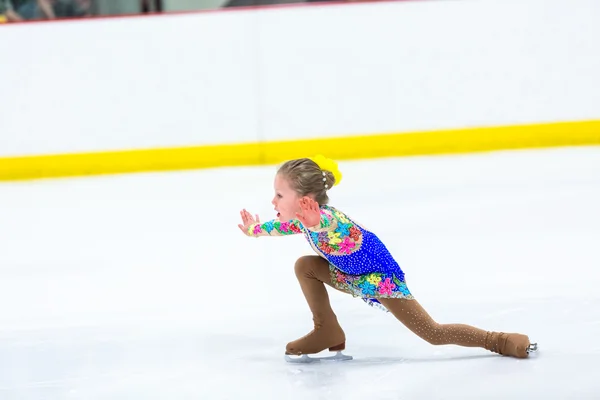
[238, 209, 260, 234]
[295, 197, 321, 228]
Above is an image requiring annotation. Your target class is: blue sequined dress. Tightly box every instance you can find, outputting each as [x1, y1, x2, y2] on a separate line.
[246, 205, 414, 311]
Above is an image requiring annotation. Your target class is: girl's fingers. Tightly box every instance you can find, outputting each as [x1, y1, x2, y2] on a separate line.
[241, 210, 252, 225]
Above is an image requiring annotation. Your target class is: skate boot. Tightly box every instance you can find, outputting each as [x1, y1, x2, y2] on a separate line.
[285, 314, 346, 356]
[484, 331, 537, 358]
[284, 314, 351, 363]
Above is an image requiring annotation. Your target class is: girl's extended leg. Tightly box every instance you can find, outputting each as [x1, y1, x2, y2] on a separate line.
[378, 298, 532, 358]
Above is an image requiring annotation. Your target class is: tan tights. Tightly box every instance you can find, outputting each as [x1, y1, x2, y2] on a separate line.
[378, 298, 488, 348]
[297, 255, 488, 349]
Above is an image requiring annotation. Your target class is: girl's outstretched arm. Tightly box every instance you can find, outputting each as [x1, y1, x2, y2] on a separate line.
[245, 218, 304, 237]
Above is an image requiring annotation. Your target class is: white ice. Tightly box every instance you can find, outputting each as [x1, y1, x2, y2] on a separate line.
[1, 146, 599, 400]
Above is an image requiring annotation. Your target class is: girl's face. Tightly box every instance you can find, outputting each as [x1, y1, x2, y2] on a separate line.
[272, 174, 302, 222]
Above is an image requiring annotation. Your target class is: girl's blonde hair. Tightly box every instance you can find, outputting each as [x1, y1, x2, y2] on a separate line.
[277, 158, 337, 205]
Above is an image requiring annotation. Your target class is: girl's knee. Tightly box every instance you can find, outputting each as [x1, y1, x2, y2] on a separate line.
[419, 324, 449, 345]
[295, 256, 332, 283]
[294, 255, 322, 276]
[423, 330, 446, 345]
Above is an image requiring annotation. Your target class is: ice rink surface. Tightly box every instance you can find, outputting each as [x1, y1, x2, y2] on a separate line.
[1, 146, 599, 400]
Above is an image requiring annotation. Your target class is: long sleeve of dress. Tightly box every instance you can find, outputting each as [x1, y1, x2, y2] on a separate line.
[245, 219, 304, 237]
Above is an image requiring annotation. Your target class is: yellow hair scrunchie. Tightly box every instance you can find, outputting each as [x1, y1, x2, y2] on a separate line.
[309, 154, 342, 187]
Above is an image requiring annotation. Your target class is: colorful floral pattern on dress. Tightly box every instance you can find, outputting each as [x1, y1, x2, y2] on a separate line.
[306, 207, 364, 257]
[330, 265, 413, 302]
[247, 219, 304, 236]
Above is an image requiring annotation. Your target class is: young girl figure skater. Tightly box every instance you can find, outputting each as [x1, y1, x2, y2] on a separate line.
[238, 155, 536, 361]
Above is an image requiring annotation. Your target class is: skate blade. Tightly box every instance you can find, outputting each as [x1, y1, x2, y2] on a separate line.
[284, 351, 353, 364]
[527, 343, 538, 354]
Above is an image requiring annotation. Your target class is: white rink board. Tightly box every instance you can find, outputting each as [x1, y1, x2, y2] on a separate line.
[1, 0, 599, 157]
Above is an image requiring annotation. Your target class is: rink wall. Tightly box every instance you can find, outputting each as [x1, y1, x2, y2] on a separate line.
[1, 0, 599, 181]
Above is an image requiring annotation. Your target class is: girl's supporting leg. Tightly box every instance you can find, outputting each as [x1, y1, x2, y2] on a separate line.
[285, 255, 346, 355]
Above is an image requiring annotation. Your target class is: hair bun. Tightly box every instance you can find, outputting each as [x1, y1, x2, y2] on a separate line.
[309, 154, 342, 186]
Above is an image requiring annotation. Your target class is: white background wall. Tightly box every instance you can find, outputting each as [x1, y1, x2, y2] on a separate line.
[1, 0, 599, 157]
